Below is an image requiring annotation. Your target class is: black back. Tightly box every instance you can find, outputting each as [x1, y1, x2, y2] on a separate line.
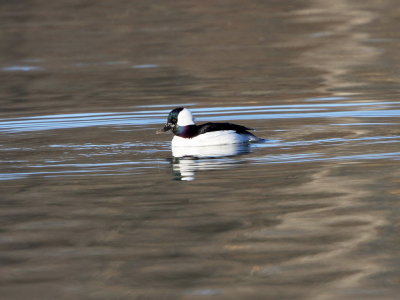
[198, 122, 254, 135]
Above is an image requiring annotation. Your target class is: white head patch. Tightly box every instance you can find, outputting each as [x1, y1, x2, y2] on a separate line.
[177, 108, 195, 126]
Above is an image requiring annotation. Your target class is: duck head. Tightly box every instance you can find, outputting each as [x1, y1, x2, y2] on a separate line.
[157, 107, 195, 134]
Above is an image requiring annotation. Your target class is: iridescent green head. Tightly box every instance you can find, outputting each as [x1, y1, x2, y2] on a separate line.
[157, 107, 195, 134]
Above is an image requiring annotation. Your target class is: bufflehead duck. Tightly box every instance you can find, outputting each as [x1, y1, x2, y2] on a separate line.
[157, 107, 263, 146]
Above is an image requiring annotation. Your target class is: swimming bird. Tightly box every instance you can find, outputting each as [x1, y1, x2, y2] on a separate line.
[157, 107, 263, 146]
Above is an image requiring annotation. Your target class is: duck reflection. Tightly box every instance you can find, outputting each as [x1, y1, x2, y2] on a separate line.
[171, 143, 251, 181]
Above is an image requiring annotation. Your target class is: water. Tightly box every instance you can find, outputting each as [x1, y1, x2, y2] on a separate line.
[1, 1, 400, 299]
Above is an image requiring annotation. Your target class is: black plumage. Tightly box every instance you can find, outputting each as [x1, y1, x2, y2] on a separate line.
[198, 122, 253, 135]
[172, 122, 256, 139]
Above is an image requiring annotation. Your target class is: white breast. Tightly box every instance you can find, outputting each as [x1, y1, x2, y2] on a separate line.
[171, 130, 253, 147]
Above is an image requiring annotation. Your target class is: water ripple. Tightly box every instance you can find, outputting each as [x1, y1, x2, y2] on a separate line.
[249, 152, 400, 164]
[0, 102, 398, 133]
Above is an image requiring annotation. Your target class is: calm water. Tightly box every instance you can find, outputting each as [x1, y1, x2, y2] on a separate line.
[1, 1, 400, 299]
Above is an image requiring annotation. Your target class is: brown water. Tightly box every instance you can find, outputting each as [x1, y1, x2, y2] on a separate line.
[1, 1, 400, 299]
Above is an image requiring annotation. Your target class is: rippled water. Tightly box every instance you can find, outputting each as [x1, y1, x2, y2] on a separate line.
[1, 100, 399, 182]
[1, 1, 400, 299]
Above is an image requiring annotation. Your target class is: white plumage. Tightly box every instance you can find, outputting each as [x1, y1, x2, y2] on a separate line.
[172, 130, 257, 147]
[177, 108, 195, 126]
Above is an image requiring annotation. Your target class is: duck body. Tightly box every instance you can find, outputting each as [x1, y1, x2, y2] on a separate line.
[172, 129, 258, 147]
[158, 107, 263, 146]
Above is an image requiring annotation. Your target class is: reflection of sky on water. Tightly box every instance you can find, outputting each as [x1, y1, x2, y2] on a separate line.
[248, 152, 400, 165]
[1, 65, 44, 72]
[0, 101, 398, 133]
[0, 62, 161, 72]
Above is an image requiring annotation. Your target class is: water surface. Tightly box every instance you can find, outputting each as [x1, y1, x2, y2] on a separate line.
[1, 1, 400, 299]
